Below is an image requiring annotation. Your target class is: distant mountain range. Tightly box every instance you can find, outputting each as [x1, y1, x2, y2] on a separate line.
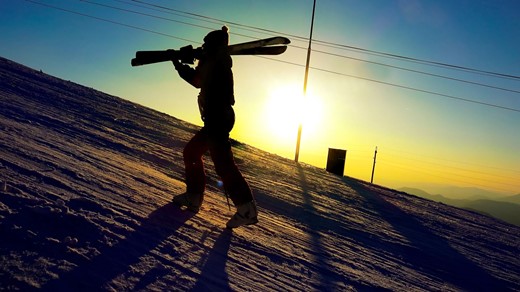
[400, 187, 520, 226]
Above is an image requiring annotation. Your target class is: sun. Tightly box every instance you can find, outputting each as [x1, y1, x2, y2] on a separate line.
[263, 84, 323, 142]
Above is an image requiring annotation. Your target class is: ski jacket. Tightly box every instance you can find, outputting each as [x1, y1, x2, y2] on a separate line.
[175, 48, 234, 120]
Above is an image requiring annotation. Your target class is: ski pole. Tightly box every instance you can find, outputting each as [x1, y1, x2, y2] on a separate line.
[224, 190, 231, 211]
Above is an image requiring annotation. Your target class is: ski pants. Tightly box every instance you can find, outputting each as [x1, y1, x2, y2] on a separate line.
[183, 106, 253, 206]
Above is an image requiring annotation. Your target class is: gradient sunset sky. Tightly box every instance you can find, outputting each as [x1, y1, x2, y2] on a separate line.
[1, 0, 519, 195]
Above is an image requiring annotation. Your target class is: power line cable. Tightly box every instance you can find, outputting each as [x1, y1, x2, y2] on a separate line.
[115, 0, 309, 44]
[25, 0, 520, 113]
[340, 143, 520, 175]
[114, 0, 221, 25]
[257, 56, 520, 113]
[338, 145, 519, 189]
[312, 39, 520, 81]
[25, 0, 197, 43]
[381, 146, 520, 174]
[130, 0, 308, 41]
[83, 0, 288, 44]
[131, 0, 520, 81]
[382, 153, 520, 183]
[308, 48, 520, 94]
[95, 0, 520, 94]
[378, 159, 519, 192]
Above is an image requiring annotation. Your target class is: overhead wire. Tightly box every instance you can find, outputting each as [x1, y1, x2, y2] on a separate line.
[87, 0, 520, 112]
[308, 48, 520, 94]
[25, 0, 196, 43]
[122, 0, 520, 89]
[347, 144, 520, 191]
[312, 39, 520, 81]
[257, 56, 520, 113]
[377, 159, 519, 193]
[332, 144, 520, 183]
[130, 0, 520, 81]
[381, 146, 520, 175]
[111, 0, 520, 108]
[129, 0, 309, 42]
[98, 0, 520, 95]
[381, 153, 520, 185]
[81, 0, 272, 42]
[26, 0, 520, 113]
[83, 1, 215, 33]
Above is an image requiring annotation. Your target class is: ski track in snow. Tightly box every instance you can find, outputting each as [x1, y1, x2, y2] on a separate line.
[1, 57, 519, 291]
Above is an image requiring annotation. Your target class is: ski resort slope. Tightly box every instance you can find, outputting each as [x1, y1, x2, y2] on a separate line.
[1, 56, 519, 291]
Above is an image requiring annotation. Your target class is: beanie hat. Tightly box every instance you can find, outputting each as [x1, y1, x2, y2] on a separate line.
[203, 26, 229, 47]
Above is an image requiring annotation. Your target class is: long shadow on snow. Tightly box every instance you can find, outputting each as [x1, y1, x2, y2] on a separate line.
[296, 165, 340, 291]
[253, 163, 509, 290]
[253, 164, 380, 291]
[191, 229, 233, 291]
[345, 178, 509, 291]
[41, 202, 195, 291]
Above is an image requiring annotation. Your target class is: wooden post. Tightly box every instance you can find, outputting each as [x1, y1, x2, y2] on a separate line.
[371, 146, 378, 184]
[295, 0, 316, 162]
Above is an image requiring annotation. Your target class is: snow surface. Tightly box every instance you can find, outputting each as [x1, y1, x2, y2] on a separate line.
[0, 56, 519, 291]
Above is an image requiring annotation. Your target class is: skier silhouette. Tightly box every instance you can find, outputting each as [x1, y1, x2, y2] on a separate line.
[171, 26, 258, 229]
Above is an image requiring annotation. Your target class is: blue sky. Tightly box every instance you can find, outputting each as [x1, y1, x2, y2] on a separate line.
[1, 0, 519, 194]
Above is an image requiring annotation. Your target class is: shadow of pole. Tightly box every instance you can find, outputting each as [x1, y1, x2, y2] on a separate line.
[296, 164, 337, 290]
[345, 178, 509, 291]
[191, 229, 233, 291]
[41, 202, 195, 291]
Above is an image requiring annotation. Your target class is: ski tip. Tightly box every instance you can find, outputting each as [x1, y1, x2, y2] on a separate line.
[279, 37, 291, 45]
[266, 36, 290, 45]
[131, 58, 142, 67]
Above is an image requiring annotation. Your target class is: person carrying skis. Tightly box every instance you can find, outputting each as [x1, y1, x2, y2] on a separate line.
[171, 26, 258, 229]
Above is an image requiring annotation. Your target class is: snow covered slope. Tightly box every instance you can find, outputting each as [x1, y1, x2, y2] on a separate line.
[1, 56, 519, 291]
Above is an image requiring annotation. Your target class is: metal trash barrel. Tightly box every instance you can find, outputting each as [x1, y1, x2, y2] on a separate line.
[326, 148, 346, 176]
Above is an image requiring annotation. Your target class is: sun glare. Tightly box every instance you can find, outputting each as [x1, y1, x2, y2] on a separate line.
[263, 84, 323, 142]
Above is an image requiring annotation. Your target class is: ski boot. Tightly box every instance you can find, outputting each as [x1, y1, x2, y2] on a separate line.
[172, 192, 203, 213]
[226, 200, 258, 229]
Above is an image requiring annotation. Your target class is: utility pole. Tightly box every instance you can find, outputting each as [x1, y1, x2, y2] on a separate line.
[371, 146, 378, 184]
[295, 0, 317, 162]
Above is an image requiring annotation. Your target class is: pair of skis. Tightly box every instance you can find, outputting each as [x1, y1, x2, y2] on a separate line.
[131, 36, 290, 67]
